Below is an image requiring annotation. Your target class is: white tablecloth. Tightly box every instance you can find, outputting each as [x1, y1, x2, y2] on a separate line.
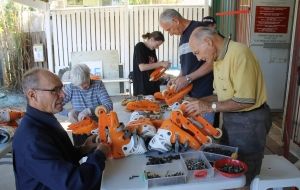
[101, 154, 246, 190]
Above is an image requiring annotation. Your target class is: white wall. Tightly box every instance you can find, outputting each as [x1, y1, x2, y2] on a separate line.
[49, 5, 208, 77]
[250, 46, 289, 110]
[250, 0, 295, 110]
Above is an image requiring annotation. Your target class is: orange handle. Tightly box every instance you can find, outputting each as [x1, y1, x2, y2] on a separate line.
[149, 67, 166, 81]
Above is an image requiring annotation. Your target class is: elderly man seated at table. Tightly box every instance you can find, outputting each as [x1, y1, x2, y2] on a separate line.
[13, 68, 110, 190]
[63, 63, 113, 146]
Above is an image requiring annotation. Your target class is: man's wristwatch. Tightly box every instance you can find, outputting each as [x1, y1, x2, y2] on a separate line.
[185, 75, 192, 84]
[211, 102, 217, 112]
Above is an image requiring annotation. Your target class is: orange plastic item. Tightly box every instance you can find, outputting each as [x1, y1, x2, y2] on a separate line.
[67, 117, 97, 135]
[126, 117, 162, 129]
[160, 119, 201, 150]
[125, 117, 156, 137]
[126, 118, 153, 130]
[154, 92, 165, 101]
[170, 110, 212, 145]
[0, 121, 18, 128]
[126, 100, 160, 113]
[149, 66, 167, 81]
[90, 75, 101, 80]
[163, 84, 193, 106]
[96, 106, 131, 159]
[121, 97, 136, 106]
[180, 102, 222, 139]
[150, 119, 163, 128]
[0, 110, 24, 122]
[0, 110, 24, 128]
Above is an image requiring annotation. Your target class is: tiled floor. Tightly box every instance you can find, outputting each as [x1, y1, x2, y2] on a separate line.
[265, 112, 284, 155]
[265, 129, 284, 155]
[265, 112, 300, 166]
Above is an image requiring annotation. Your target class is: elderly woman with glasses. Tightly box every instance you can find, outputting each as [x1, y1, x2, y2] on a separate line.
[63, 63, 113, 145]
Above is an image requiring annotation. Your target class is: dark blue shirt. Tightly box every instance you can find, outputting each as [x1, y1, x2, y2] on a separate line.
[179, 20, 214, 98]
[13, 105, 106, 190]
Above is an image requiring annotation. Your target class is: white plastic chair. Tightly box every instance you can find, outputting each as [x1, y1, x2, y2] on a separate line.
[250, 155, 300, 190]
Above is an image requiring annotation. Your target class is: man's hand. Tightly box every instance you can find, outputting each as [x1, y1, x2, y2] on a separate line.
[167, 77, 176, 87]
[84, 134, 97, 146]
[184, 100, 212, 116]
[95, 143, 111, 158]
[173, 76, 190, 92]
[68, 110, 79, 123]
[160, 61, 171, 69]
[80, 135, 98, 155]
[78, 108, 92, 121]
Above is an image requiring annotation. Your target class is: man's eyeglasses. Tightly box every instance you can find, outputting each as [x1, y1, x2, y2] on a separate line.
[33, 86, 63, 94]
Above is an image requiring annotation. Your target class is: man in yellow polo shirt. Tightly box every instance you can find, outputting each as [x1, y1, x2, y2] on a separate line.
[185, 27, 272, 186]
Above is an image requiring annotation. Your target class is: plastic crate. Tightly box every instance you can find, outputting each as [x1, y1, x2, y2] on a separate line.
[200, 143, 238, 159]
[180, 151, 214, 179]
[144, 161, 188, 187]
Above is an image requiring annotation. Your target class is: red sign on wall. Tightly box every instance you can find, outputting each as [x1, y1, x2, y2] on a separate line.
[255, 6, 290, 33]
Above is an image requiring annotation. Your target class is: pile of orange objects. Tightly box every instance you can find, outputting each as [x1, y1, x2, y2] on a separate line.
[0, 109, 24, 143]
[148, 101, 222, 152]
[154, 84, 193, 105]
[67, 93, 222, 158]
[0, 110, 24, 128]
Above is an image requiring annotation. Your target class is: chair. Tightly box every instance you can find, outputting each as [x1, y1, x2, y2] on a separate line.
[250, 154, 300, 190]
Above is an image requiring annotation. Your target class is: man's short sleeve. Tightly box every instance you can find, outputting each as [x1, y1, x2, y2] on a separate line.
[231, 48, 258, 104]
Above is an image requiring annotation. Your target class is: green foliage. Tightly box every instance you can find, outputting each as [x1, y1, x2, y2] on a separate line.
[0, 1, 27, 90]
[0, 1, 17, 34]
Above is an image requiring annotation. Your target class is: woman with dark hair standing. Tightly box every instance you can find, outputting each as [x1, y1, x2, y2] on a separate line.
[132, 31, 170, 96]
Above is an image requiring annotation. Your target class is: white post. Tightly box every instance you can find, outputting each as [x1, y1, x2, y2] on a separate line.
[44, 5, 54, 72]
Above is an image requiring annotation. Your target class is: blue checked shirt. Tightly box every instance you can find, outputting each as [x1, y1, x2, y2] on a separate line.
[63, 80, 113, 114]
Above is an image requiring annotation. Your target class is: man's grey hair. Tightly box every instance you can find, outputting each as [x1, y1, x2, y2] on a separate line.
[159, 9, 183, 23]
[22, 68, 45, 94]
[71, 63, 90, 86]
[191, 26, 217, 43]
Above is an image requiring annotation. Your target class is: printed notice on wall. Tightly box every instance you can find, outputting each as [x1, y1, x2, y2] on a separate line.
[250, 0, 294, 45]
[33, 44, 44, 62]
[255, 6, 289, 33]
